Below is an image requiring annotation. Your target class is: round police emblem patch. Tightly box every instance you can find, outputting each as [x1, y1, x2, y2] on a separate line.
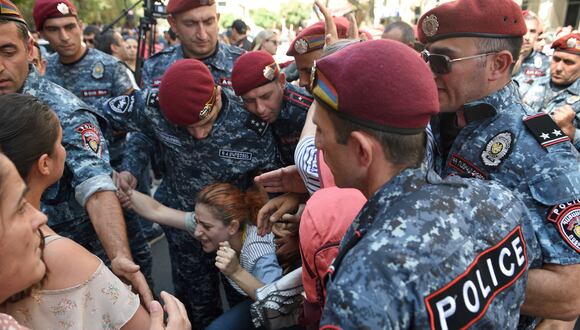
[294, 38, 309, 54]
[92, 61, 104, 79]
[481, 131, 513, 167]
[108, 95, 134, 113]
[422, 14, 439, 37]
[554, 205, 580, 252]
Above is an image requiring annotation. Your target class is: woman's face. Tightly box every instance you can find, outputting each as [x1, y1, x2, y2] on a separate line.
[0, 156, 47, 303]
[261, 34, 279, 56]
[193, 203, 233, 253]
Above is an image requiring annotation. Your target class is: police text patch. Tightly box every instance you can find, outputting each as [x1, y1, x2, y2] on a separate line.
[524, 113, 570, 148]
[448, 154, 489, 180]
[424, 226, 527, 330]
[547, 199, 580, 252]
[219, 149, 253, 161]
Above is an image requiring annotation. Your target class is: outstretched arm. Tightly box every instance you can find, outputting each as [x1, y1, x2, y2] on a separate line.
[126, 189, 188, 231]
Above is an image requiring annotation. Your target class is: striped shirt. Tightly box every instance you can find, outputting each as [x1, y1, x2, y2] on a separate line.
[294, 136, 320, 195]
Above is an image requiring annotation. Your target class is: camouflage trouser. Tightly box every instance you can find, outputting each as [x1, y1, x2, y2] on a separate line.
[163, 225, 222, 330]
[51, 214, 154, 291]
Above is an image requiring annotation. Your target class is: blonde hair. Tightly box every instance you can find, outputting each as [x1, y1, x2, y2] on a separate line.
[252, 30, 277, 51]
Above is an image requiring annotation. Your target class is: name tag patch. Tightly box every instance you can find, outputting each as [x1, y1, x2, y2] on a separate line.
[219, 149, 253, 161]
[547, 199, 580, 252]
[80, 89, 109, 98]
[448, 154, 489, 180]
[424, 226, 527, 330]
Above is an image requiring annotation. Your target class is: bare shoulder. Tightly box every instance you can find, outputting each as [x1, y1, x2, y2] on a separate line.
[41, 236, 102, 290]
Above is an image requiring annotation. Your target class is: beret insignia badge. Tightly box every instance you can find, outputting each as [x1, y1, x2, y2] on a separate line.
[422, 14, 439, 37]
[57, 3, 70, 15]
[567, 38, 578, 49]
[294, 38, 309, 54]
[263, 63, 277, 81]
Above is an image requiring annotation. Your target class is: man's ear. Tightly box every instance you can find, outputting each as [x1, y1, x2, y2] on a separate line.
[489, 50, 513, 81]
[36, 153, 51, 176]
[26, 36, 34, 62]
[349, 131, 374, 169]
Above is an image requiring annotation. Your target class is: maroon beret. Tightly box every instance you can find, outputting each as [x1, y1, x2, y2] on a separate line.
[0, 0, 27, 26]
[33, 0, 77, 31]
[417, 0, 526, 44]
[166, 0, 215, 15]
[552, 33, 580, 55]
[231, 51, 280, 96]
[158, 59, 217, 126]
[312, 39, 439, 133]
[286, 17, 350, 56]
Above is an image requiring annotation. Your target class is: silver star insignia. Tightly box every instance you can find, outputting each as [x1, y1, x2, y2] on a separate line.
[540, 132, 550, 140]
[552, 129, 563, 137]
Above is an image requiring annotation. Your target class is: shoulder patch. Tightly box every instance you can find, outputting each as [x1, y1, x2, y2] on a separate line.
[92, 61, 104, 79]
[523, 113, 570, 148]
[108, 95, 134, 114]
[75, 122, 103, 157]
[245, 114, 269, 137]
[146, 90, 159, 108]
[424, 226, 527, 330]
[480, 131, 513, 168]
[547, 199, 580, 253]
[284, 89, 313, 110]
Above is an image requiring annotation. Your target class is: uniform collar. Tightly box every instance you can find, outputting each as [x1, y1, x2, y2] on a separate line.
[461, 82, 519, 124]
[202, 42, 227, 71]
[22, 65, 43, 94]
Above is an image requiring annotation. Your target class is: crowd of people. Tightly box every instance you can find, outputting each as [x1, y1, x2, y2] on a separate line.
[1, 0, 580, 329]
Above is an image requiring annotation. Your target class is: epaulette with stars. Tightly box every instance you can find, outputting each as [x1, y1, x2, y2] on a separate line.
[284, 89, 313, 110]
[523, 113, 570, 149]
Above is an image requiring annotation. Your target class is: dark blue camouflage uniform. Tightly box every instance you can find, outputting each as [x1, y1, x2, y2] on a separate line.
[434, 82, 580, 328]
[321, 163, 538, 329]
[102, 88, 282, 327]
[44, 47, 153, 287]
[521, 77, 580, 150]
[272, 83, 312, 165]
[141, 43, 244, 90]
[513, 51, 551, 97]
[21, 66, 115, 258]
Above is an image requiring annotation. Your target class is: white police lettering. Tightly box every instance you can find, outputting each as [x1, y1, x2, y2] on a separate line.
[547, 200, 580, 252]
[425, 227, 527, 330]
[219, 149, 253, 161]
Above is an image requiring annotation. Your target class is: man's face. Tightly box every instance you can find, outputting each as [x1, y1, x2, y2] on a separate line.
[169, 5, 219, 59]
[41, 16, 83, 61]
[313, 103, 359, 189]
[31, 44, 46, 76]
[0, 23, 33, 95]
[83, 32, 95, 48]
[241, 76, 285, 123]
[124, 38, 138, 61]
[426, 37, 489, 112]
[523, 18, 540, 54]
[295, 50, 321, 91]
[111, 32, 127, 60]
[551, 51, 580, 86]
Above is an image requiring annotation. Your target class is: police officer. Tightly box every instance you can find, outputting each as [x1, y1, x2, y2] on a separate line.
[231, 50, 313, 165]
[313, 39, 537, 329]
[286, 16, 349, 90]
[104, 59, 281, 327]
[418, 0, 580, 326]
[142, 0, 243, 90]
[0, 0, 152, 305]
[522, 33, 580, 150]
[33, 0, 154, 287]
[512, 10, 550, 96]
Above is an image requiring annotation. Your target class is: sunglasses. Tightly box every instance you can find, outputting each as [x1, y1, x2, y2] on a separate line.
[421, 50, 498, 75]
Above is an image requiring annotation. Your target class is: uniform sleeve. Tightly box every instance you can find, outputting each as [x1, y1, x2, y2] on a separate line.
[320, 249, 405, 329]
[112, 61, 139, 94]
[61, 110, 117, 207]
[120, 131, 157, 178]
[101, 90, 149, 132]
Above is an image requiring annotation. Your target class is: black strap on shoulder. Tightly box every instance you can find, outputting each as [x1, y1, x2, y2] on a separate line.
[523, 113, 570, 149]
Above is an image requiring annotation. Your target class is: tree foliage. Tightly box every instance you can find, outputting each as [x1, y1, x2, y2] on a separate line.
[280, 2, 311, 29]
[250, 7, 278, 30]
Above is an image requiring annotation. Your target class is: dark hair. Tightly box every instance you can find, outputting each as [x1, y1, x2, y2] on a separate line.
[0, 19, 30, 46]
[196, 183, 267, 227]
[83, 24, 100, 35]
[383, 21, 415, 45]
[94, 31, 120, 55]
[167, 28, 177, 40]
[326, 108, 426, 166]
[0, 94, 60, 179]
[33, 41, 43, 60]
[475, 37, 523, 72]
[231, 19, 247, 34]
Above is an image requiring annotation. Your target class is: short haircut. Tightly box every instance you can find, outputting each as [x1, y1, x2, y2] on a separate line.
[325, 106, 426, 166]
[475, 37, 523, 72]
[383, 21, 415, 45]
[0, 19, 30, 46]
[83, 24, 100, 35]
[94, 31, 120, 55]
[231, 19, 247, 34]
